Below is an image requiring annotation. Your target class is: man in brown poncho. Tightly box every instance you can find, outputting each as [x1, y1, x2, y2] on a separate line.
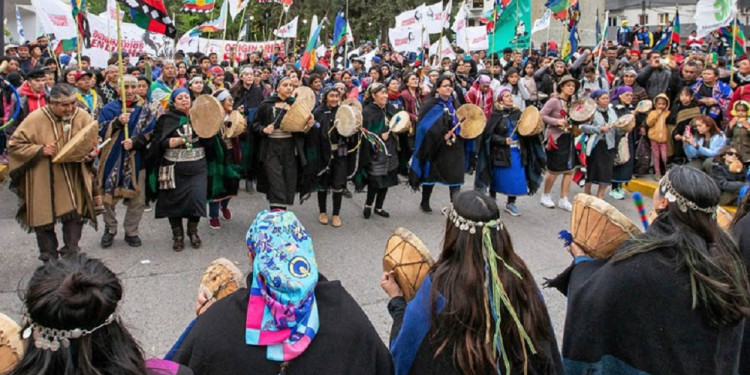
[8, 84, 98, 262]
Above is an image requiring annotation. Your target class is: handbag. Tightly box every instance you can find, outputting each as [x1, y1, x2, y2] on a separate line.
[614, 136, 631, 166]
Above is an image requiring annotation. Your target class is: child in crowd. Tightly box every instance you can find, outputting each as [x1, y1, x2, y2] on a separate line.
[646, 94, 671, 178]
[728, 101, 750, 165]
[668, 87, 701, 165]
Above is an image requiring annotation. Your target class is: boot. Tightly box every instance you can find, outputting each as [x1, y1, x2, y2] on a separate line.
[172, 226, 185, 252]
[187, 221, 202, 249]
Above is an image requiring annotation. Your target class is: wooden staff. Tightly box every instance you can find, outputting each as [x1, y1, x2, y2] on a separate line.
[116, 2, 128, 139]
[730, 12, 738, 85]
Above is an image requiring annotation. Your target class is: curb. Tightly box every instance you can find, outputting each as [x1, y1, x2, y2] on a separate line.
[625, 178, 737, 214]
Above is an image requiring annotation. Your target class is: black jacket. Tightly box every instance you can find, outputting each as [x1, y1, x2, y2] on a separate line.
[172, 274, 394, 375]
[711, 161, 747, 194]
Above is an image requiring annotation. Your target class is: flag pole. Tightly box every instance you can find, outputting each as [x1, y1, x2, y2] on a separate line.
[116, 2, 128, 140]
[730, 11, 738, 85]
[235, 6, 248, 67]
[594, 11, 608, 76]
[664, 6, 676, 64]
[344, 0, 349, 69]
[207, 1, 218, 40]
[545, 20, 550, 56]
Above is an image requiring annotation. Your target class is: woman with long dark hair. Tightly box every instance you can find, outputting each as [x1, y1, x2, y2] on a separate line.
[562, 166, 750, 374]
[8, 254, 192, 375]
[410, 75, 466, 213]
[683, 114, 727, 172]
[381, 190, 563, 375]
[731, 193, 750, 375]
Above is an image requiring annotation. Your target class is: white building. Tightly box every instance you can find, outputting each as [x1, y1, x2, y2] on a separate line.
[5, 0, 40, 45]
[605, 0, 750, 41]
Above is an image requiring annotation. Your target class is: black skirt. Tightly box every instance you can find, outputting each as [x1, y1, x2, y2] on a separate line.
[546, 133, 575, 172]
[587, 140, 615, 185]
[155, 158, 208, 219]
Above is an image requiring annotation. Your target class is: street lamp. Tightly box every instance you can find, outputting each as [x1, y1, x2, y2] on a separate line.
[303, 19, 308, 24]
[249, 15, 254, 41]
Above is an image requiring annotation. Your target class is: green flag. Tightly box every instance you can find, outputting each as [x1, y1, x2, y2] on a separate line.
[489, 0, 531, 54]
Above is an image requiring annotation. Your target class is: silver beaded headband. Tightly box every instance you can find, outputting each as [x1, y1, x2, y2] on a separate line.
[659, 171, 717, 214]
[21, 311, 118, 352]
[441, 205, 503, 234]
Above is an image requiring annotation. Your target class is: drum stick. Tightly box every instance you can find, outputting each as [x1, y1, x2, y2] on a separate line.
[632, 192, 649, 230]
[98, 138, 112, 151]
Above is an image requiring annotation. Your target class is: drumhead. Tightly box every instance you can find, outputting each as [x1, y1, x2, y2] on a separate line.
[456, 104, 486, 139]
[191, 95, 224, 138]
[518, 106, 542, 136]
[225, 110, 247, 138]
[570, 193, 642, 258]
[0, 312, 23, 373]
[53, 121, 99, 164]
[569, 98, 597, 122]
[389, 111, 411, 134]
[383, 227, 435, 301]
[335, 105, 359, 137]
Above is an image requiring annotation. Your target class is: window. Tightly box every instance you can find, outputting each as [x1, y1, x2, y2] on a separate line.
[639, 14, 649, 25]
[608, 17, 618, 27]
[472, 0, 483, 9]
[658, 13, 669, 24]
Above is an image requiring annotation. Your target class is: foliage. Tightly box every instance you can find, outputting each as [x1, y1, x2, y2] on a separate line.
[83, 0, 461, 45]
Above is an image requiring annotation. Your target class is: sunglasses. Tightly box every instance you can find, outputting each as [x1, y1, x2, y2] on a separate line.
[726, 151, 738, 157]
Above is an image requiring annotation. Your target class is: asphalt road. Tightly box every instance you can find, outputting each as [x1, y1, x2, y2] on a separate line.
[0, 176, 647, 357]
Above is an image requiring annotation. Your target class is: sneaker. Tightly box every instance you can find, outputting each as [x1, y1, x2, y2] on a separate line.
[558, 197, 573, 212]
[540, 194, 555, 208]
[221, 208, 232, 220]
[505, 203, 521, 217]
[144, 204, 153, 212]
[609, 188, 625, 200]
[208, 218, 221, 230]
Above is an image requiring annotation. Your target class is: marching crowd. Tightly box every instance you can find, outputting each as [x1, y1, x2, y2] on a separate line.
[1, 26, 750, 374]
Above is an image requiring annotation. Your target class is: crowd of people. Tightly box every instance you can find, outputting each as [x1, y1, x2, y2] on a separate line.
[1, 20, 750, 374]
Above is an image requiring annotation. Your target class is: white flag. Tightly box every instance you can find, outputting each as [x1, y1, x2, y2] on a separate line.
[273, 16, 298, 38]
[346, 21, 355, 45]
[429, 36, 456, 60]
[694, 0, 737, 38]
[464, 27, 488, 51]
[15, 7, 25, 44]
[389, 26, 422, 53]
[422, 1, 446, 34]
[532, 9, 552, 34]
[238, 23, 247, 40]
[228, 0, 249, 21]
[395, 4, 426, 28]
[453, 3, 468, 50]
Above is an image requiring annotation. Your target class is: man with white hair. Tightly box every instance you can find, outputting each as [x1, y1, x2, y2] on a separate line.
[97, 74, 157, 248]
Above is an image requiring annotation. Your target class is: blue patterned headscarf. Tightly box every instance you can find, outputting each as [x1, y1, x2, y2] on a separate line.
[245, 210, 319, 361]
[170, 87, 189, 104]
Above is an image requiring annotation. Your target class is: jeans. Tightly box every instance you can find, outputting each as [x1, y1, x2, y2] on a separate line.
[208, 199, 230, 219]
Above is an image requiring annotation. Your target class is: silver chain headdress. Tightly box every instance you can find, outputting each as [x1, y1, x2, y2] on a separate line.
[659, 171, 717, 214]
[21, 311, 117, 352]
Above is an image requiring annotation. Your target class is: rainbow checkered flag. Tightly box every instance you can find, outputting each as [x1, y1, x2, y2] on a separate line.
[116, 0, 176, 38]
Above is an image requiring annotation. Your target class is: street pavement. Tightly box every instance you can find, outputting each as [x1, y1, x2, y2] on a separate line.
[0, 176, 648, 357]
